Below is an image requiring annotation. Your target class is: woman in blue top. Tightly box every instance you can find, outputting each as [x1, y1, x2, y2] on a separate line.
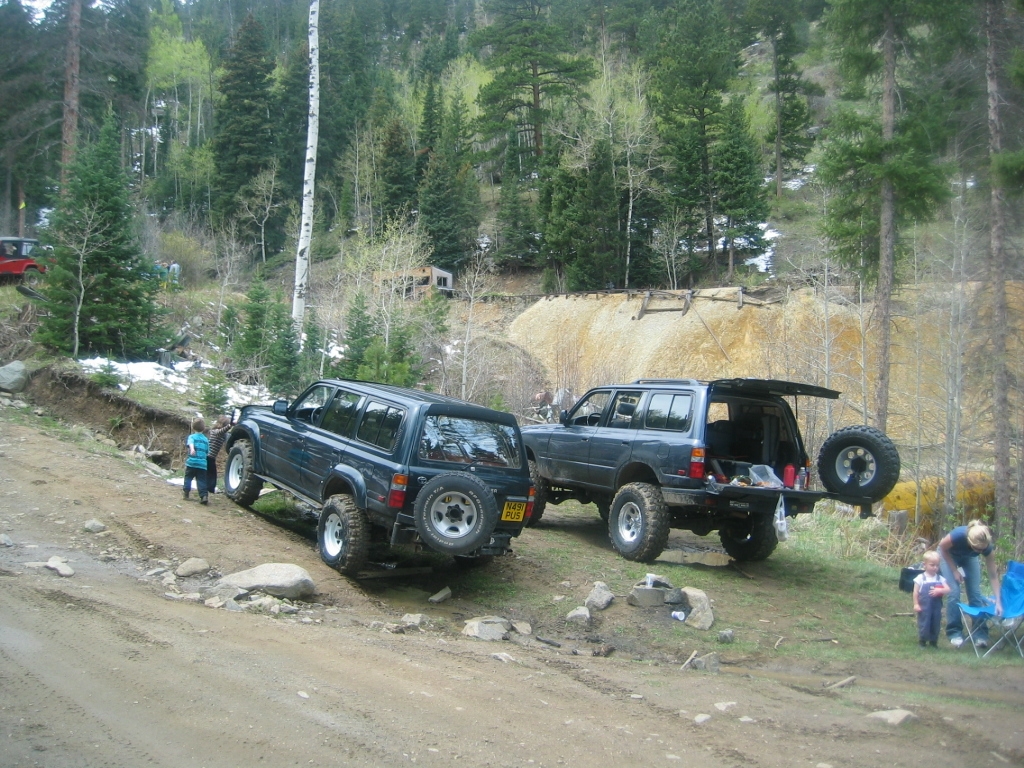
[937, 520, 1002, 648]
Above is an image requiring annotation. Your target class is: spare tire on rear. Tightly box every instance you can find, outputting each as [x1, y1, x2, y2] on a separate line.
[413, 472, 499, 555]
[817, 425, 900, 502]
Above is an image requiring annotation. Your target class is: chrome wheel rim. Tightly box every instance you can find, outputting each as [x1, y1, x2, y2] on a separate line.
[428, 493, 479, 540]
[616, 501, 643, 543]
[834, 446, 876, 487]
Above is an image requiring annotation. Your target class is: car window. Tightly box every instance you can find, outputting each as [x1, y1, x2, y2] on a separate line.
[607, 391, 643, 429]
[645, 393, 694, 432]
[418, 415, 522, 468]
[568, 391, 611, 426]
[292, 385, 333, 424]
[356, 401, 405, 451]
[319, 390, 362, 436]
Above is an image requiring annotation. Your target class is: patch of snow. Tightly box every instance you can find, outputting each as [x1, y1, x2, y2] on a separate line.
[78, 357, 267, 408]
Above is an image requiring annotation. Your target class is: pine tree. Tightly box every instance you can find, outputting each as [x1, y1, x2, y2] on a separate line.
[234, 277, 273, 380]
[379, 117, 417, 221]
[713, 98, 770, 280]
[267, 303, 301, 397]
[417, 76, 442, 180]
[472, 0, 596, 171]
[495, 173, 540, 271]
[37, 111, 163, 359]
[212, 13, 275, 222]
[340, 292, 376, 378]
[565, 139, 622, 290]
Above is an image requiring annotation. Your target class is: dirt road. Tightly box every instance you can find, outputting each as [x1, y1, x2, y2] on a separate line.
[2, 412, 1023, 768]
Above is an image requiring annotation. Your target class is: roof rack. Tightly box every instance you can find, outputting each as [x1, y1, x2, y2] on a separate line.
[631, 378, 702, 386]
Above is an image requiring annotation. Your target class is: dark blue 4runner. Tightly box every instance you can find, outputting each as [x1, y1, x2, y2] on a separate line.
[522, 378, 900, 563]
[224, 380, 535, 575]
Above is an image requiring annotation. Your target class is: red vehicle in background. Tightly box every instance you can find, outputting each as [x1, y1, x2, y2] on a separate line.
[0, 237, 46, 285]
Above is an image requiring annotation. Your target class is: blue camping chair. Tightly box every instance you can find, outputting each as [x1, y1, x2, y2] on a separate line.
[957, 561, 1024, 658]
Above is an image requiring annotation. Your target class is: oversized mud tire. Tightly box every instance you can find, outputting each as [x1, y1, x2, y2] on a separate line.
[608, 482, 670, 562]
[414, 472, 499, 556]
[22, 267, 41, 287]
[817, 425, 901, 502]
[719, 513, 778, 561]
[224, 439, 263, 507]
[527, 460, 548, 526]
[318, 494, 370, 576]
[594, 496, 611, 523]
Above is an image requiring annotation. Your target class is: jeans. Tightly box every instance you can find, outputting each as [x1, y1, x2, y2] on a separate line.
[184, 465, 208, 500]
[940, 552, 988, 642]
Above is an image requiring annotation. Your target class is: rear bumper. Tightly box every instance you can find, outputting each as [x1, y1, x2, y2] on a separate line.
[663, 482, 872, 512]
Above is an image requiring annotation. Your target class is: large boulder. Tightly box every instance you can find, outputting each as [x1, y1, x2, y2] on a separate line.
[218, 563, 315, 599]
[0, 361, 28, 394]
[680, 587, 714, 630]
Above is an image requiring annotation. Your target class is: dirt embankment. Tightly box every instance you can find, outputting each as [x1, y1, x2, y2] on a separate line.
[25, 365, 192, 464]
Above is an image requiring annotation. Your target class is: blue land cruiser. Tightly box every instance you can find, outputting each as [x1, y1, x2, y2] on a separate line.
[224, 380, 535, 575]
[521, 378, 900, 563]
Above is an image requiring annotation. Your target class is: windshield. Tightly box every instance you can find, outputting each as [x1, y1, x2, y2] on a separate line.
[418, 415, 522, 468]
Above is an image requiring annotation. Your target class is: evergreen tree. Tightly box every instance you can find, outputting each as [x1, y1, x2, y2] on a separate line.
[417, 76, 442, 180]
[651, 0, 738, 263]
[212, 13, 275, 222]
[495, 173, 540, 271]
[565, 139, 622, 290]
[267, 304, 301, 397]
[301, 311, 326, 381]
[713, 98, 770, 279]
[472, 0, 596, 172]
[340, 292, 376, 378]
[356, 338, 415, 386]
[378, 117, 417, 221]
[37, 111, 163, 359]
[234, 276, 274, 379]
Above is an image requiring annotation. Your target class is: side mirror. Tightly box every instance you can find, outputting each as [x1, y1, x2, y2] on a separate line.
[559, 409, 569, 426]
[273, 399, 288, 415]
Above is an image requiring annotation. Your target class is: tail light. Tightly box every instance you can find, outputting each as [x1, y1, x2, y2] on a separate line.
[525, 486, 536, 521]
[387, 473, 408, 508]
[688, 447, 706, 479]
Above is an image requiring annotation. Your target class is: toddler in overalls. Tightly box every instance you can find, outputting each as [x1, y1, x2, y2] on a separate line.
[913, 550, 950, 647]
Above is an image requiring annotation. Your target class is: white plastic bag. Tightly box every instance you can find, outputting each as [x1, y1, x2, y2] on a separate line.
[773, 494, 789, 541]
[749, 464, 783, 488]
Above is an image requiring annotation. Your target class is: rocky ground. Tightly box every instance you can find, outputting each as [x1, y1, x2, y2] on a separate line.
[2, 406, 1024, 768]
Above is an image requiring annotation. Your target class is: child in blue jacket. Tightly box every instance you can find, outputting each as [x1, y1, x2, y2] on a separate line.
[184, 417, 210, 504]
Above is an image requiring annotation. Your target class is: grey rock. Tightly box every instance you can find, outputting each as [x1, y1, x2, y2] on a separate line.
[566, 606, 591, 624]
[0, 533, 13, 547]
[0, 361, 28, 393]
[718, 629, 735, 643]
[203, 584, 248, 601]
[462, 616, 510, 641]
[428, 586, 452, 603]
[694, 714, 712, 724]
[664, 588, 686, 604]
[714, 701, 736, 711]
[627, 586, 666, 607]
[45, 556, 74, 577]
[491, 652, 516, 663]
[175, 557, 210, 577]
[866, 709, 918, 726]
[218, 563, 315, 599]
[401, 613, 426, 627]
[82, 519, 107, 533]
[585, 581, 615, 611]
[161, 573, 177, 586]
[691, 652, 720, 673]
[222, 599, 244, 612]
[634, 574, 672, 589]
[511, 621, 532, 635]
[680, 587, 714, 630]
[247, 596, 282, 612]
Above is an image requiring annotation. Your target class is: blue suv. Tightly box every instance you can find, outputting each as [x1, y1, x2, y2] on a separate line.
[224, 380, 535, 575]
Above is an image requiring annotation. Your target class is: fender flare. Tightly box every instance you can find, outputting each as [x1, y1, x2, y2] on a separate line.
[226, 424, 263, 473]
[323, 464, 369, 509]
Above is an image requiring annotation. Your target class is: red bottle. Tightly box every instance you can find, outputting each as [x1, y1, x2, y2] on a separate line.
[782, 463, 796, 488]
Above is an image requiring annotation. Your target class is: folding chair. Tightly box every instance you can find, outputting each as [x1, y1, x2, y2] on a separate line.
[957, 561, 1024, 658]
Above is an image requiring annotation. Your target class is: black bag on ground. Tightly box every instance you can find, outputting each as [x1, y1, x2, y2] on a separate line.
[899, 565, 924, 593]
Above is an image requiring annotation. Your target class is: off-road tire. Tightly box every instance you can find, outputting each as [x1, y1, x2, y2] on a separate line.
[817, 425, 900, 502]
[608, 482, 670, 562]
[413, 472, 499, 556]
[224, 439, 263, 507]
[318, 494, 370, 575]
[22, 267, 41, 287]
[527, 460, 548, 526]
[719, 513, 778, 561]
[594, 496, 611, 523]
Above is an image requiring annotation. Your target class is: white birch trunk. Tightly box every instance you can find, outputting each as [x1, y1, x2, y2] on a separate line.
[292, 0, 320, 328]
